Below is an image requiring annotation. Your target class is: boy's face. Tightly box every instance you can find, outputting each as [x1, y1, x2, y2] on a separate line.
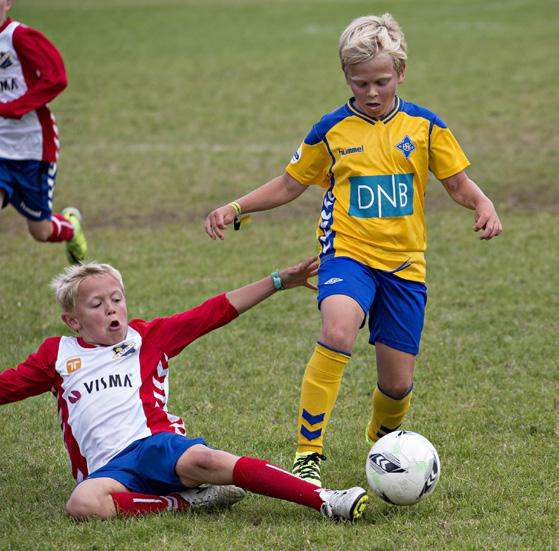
[345, 53, 405, 119]
[62, 274, 128, 346]
[0, 0, 11, 25]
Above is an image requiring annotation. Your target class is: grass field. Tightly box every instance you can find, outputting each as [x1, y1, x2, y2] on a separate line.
[1, 0, 557, 549]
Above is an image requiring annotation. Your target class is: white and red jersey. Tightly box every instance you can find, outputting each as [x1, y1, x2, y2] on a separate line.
[0, 18, 67, 162]
[0, 294, 238, 483]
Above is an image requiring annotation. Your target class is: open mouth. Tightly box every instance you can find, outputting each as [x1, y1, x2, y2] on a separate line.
[109, 320, 120, 330]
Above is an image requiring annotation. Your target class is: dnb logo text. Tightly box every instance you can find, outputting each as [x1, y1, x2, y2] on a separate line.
[349, 173, 414, 219]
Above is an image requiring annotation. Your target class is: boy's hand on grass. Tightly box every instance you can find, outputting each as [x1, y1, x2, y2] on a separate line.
[278, 256, 319, 291]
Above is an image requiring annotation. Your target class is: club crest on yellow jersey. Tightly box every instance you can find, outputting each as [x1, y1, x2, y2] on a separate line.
[395, 135, 416, 159]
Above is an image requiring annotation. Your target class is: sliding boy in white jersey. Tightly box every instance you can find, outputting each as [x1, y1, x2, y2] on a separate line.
[0, 258, 368, 521]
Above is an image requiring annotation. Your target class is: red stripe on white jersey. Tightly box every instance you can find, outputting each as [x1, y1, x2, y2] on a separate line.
[54, 375, 89, 482]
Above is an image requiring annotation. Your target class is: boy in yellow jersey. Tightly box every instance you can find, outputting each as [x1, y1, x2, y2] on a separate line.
[204, 13, 502, 486]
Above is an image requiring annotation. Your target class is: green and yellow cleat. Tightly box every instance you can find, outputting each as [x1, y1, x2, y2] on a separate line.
[292, 451, 326, 487]
[62, 207, 87, 264]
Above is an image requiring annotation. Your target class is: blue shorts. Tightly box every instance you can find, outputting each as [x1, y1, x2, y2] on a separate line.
[317, 256, 427, 355]
[86, 432, 208, 495]
[0, 159, 56, 221]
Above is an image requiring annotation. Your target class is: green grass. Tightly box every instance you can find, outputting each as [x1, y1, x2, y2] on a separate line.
[1, 0, 557, 549]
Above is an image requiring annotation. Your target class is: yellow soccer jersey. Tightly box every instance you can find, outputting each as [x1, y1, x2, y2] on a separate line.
[285, 96, 470, 282]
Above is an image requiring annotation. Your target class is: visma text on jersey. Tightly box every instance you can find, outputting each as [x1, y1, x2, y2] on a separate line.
[82, 373, 133, 395]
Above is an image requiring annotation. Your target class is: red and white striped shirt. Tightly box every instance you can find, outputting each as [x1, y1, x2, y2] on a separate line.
[0, 18, 67, 161]
[0, 294, 238, 483]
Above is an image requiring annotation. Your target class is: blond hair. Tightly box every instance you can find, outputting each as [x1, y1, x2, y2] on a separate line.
[50, 262, 124, 312]
[339, 13, 407, 74]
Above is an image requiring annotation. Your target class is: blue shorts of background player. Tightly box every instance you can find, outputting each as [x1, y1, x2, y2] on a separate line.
[0, 159, 55, 221]
[0, 158, 87, 263]
[317, 256, 427, 356]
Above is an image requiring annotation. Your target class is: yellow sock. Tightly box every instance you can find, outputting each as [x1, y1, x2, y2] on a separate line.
[296, 342, 350, 454]
[367, 385, 413, 443]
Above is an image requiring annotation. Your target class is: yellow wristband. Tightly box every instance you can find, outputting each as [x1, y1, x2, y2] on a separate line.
[229, 201, 242, 216]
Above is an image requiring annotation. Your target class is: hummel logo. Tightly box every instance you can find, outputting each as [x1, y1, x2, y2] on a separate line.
[324, 277, 343, 285]
[290, 144, 302, 163]
[338, 145, 364, 156]
[368, 452, 407, 474]
[419, 457, 439, 497]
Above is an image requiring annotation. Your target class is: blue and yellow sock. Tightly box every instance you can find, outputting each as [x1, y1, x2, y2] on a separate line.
[367, 384, 413, 443]
[296, 342, 350, 454]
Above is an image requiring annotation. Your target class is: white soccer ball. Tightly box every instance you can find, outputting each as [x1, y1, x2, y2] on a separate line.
[365, 430, 440, 505]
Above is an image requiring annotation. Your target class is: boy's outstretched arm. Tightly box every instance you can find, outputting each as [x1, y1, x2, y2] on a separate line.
[204, 172, 307, 240]
[226, 256, 319, 314]
[441, 171, 503, 240]
[0, 340, 58, 404]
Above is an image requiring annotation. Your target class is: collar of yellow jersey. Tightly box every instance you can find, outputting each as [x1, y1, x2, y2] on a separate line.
[347, 96, 401, 125]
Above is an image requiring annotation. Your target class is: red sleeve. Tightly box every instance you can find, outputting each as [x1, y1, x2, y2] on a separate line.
[0, 25, 67, 119]
[131, 294, 239, 359]
[0, 337, 60, 404]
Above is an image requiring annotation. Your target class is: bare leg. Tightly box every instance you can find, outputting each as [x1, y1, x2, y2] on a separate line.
[66, 477, 128, 520]
[175, 445, 239, 487]
[318, 294, 363, 351]
[27, 218, 53, 242]
[375, 342, 415, 397]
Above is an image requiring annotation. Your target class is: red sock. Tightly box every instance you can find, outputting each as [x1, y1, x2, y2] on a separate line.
[111, 492, 189, 516]
[232, 456, 323, 511]
[47, 213, 74, 242]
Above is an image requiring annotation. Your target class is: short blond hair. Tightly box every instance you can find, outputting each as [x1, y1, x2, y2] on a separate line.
[339, 13, 407, 74]
[50, 262, 124, 312]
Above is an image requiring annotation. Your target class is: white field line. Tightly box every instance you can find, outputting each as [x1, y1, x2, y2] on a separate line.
[65, 142, 294, 154]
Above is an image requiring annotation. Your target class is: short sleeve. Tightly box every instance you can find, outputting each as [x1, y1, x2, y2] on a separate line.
[429, 120, 470, 180]
[285, 125, 332, 188]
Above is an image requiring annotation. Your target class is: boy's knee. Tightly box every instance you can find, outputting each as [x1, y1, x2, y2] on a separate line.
[320, 325, 355, 352]
[66, 493, 115, 520]
[27, 221, 52, 242]
[181, 445, 218, 471]
[380, 381, 412, 400]
[176, 445, 233, 484]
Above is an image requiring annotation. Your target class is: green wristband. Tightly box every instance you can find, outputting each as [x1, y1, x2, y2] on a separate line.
[270, 271, 284, 291]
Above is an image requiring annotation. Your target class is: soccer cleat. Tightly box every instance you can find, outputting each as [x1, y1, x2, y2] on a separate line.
[292, 452, 326, 487]
[319, 487, 368, 521]
[62, 207, 87, 264]
[176, 484, 246, 510]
